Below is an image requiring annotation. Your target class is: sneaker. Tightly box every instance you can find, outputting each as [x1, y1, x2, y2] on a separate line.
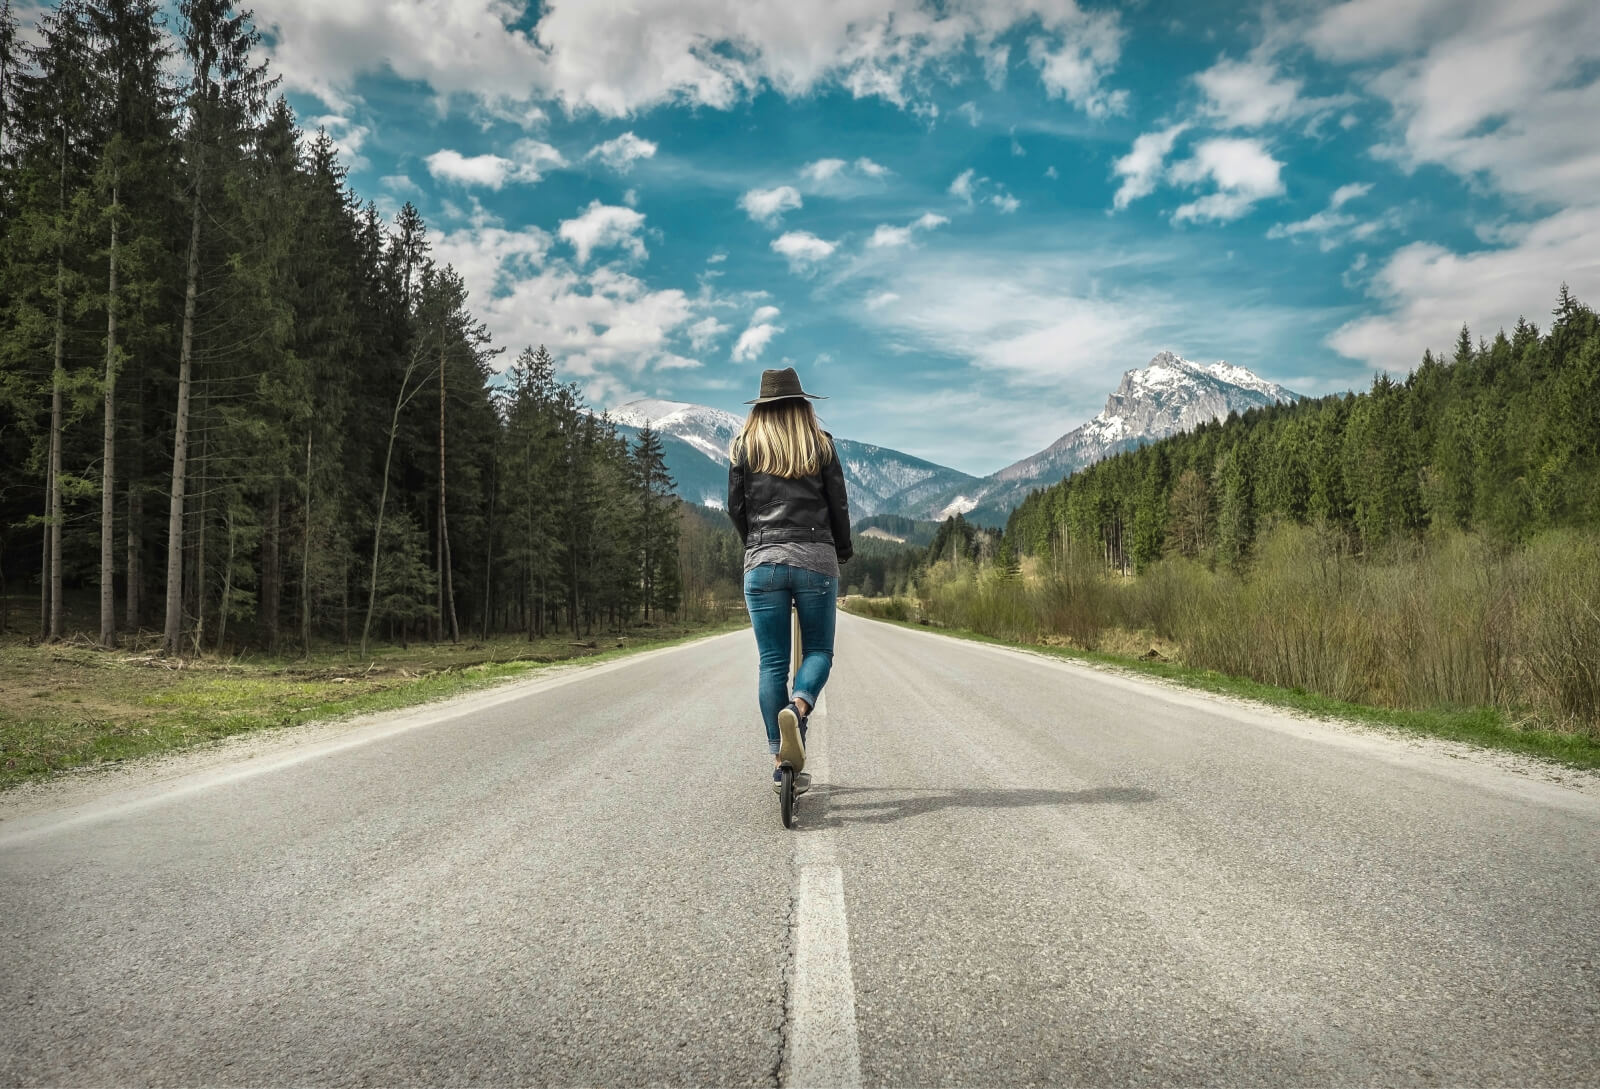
[777, 703, 806, 772]
[772, 768, 812, 795]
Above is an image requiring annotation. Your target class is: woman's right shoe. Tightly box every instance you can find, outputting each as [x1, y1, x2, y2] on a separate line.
[773, 768, 812, 795]
[777, 703, 806, 773]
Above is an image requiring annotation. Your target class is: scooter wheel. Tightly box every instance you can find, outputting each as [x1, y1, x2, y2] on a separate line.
[778, 767, 796, 829]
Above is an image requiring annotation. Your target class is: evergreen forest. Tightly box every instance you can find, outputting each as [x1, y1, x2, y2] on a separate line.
[0, 0, 744, 655]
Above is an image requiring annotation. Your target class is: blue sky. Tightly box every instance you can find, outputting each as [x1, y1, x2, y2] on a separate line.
[239, 0, 1600, 475]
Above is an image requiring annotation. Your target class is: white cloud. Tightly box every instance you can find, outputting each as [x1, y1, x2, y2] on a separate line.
[802, 158, 848, 183]
[557, 201, 648, 265]
[1330, 182, 1372, 208]
[990, 192, 1020, 214]
[868, 212, 949, 248]
[733, 306, 783, 363]
[949, 168, 978, 204]
[865, 290, 900, 311]
[1045, 165, 1059, 179]
[381, 174, 421, 194]
[1328, 205, 1600, 372]
[262, 0, 1130, 122]
[739, 185, 803, 225]
[956, 100, 982, 126]
[1306, 0, 1600, 207]
[1110, 123, 1188, 210]
[771, 231, 838, 270]
[869, 225, 914, 248]
[1169, 137, 1285, 223]
[424, 139, 565, 189]
[587, 131, 658, 172]
[1267, 183, 1394, 250]
[1191, 55, 1356, 134]
[855, 157, 890, 178]
[1025, 9, 1129, 118]
[427, 224, 701, 389]
[687, 316, 729, 350]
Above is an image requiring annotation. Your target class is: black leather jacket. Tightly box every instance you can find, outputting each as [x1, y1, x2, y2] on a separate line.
[727, 434, 853, 563]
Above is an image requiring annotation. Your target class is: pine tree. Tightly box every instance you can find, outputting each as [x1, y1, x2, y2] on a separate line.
[161, 0, 275, 654]
[86, 0, 176, 646]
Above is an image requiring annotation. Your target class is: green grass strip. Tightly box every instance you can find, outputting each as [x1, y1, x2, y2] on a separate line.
[0, 619, 748, 792]
[844, 606, 1600, 771]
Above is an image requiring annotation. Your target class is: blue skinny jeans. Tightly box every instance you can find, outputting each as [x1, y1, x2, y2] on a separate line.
[743, 562, 838, 754]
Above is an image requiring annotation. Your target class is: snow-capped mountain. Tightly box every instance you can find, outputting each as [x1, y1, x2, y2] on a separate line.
[606, 398, 980, 518]
[607, 354, 1297, 527]
[928, 352, 1301, 523]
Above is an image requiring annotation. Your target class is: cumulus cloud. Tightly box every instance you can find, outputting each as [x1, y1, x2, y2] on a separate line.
[557, 201, 648, 265]
[1193, 56, 1350, 130]
[949, 169, 1019, 213]
[262, 0, 1131, 123]
[1110, 123, 1188, 210]
[949, 168, 979, 204]
[771, 231, 838, 270]
[956, 100, 982, 126]
[687, 316, 729, 351]
[1168, 138, 1285, 223]
[1025, 10, 1129, 119]
[587, 131, 658, 172]
[855, 157, 891, 178]
[1329, 205, 1600, 372]
[425, 139, 565, 189]
[739, 185, 803, 225]
[1306, 0, 1600, 207]
[868, 212, 949, 248]
[426, 224, 703, 389]
[733, 306, 783, 363]
[801, 158, 848, 183]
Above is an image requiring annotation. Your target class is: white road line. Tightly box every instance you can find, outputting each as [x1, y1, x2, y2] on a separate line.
[783, 864, 863, 1089]
[782, 723, 863, 1087]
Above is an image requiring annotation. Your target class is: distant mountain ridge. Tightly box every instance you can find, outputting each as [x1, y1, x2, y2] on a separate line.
[607, 354, 1299, 526]
[607, 399, 980, 518]
[928, 352, 1301, 524]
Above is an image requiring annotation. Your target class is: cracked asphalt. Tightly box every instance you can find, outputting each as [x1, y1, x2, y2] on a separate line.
[2, 613, 1597, 1086]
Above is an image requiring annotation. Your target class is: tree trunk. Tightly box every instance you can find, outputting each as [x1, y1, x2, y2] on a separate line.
[301, 432, 312, 654]
[262, 482, 279, 652]
[439, 346, 459, 643]
[191, 393, 208, 654]
[48, 257, 65, 641]
[163, 189, 202, 654]
[362, 356, 421, 657]
[215, 507, 234, 652]
[100, 184, 119, 648]
[481, 442, 495, 641]
[125, 372, 143, 631]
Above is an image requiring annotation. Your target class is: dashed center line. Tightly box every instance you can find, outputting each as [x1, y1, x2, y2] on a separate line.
[780, 722, 863, 1088]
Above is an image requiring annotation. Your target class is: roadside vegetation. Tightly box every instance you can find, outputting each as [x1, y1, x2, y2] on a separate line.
[847, 291, 1600, 769]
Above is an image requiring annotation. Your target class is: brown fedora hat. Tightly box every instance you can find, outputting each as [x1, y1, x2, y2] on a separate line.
[744, 366, 826, 405]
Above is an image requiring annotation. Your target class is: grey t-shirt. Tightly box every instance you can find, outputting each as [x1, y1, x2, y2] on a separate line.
[744, 540, 840, 579]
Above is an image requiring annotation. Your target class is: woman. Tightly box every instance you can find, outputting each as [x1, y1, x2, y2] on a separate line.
[727, 367, 852, 796]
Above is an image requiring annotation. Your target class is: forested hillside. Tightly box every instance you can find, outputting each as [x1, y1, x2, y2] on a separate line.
[0, 0, 741, 654]
[1005, 290, 1600, 571]
[878, 292, 1600, 742]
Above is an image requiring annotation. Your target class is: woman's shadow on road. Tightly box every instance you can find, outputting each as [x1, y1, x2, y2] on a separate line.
[801, 783, 1158, 827]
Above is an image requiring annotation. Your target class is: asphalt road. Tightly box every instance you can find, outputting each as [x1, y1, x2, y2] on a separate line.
[2, 613, 1597, 1087]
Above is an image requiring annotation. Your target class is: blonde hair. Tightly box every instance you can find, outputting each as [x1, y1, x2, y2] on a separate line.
[731, 399, 835, 478]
